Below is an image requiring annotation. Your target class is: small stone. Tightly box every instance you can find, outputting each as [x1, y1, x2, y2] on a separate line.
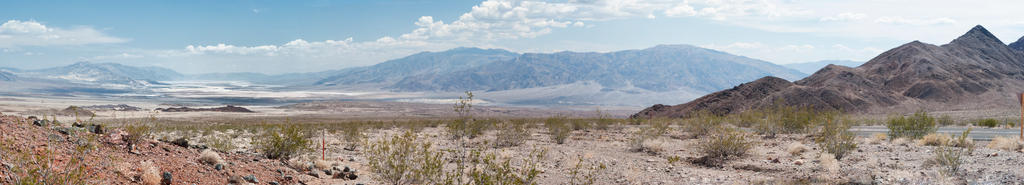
[324, 169, 333, 175]
[794, 160, 804, 165]
[269, 182, 279, 185]
[308, 171, 320, 178]
[161, 172, 172, 185]
[243, 175, 258, 183]
[72, 121, 85, 127]
[346, 173, 358, 180]
[343, 166, 351, 172]
[215, 164, 224, 171]
[284, 175, 294, 181]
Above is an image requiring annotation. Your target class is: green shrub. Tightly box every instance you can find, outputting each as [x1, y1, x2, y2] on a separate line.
[570, 119, 590, 131]
[446, 92, 488, 140]
[253, 124, 313, 160]
[468, 148, 546, 185]
[815, 114, 857, 160]
[977, 118, 999, 128]
[695, 128, 753, 167]
[684, 110, 723, 137]
[568, 155, 605, 185]
[931, 128, 972, 176]
[365, 131, 444, 185]
[545, 116, 571, 144]
[202, 135, 237, 152]
[886, 111, 937, 139]
[937, 115, 955, 126]
[343, 123, 365, 151]
[124, 122, 153, 150]
[0, 139, 90, 184]
[494, 121, 531, 148]
[629, 120, 671, 153]
[593, 108, 616, 130]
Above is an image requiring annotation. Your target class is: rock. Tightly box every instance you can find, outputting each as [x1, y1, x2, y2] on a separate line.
[47, 134, 63, 142]
[161, 172, 172, 185]
[284, 175, 294, 181]
[171, 138, 189, 147]
[86, 124, 104, 134]
[324, 169, 333, 175]
[346, 173, 358, 180]
[33, 120, 48, 126]
[989, 152, 999, 157]
[243, 175, 258, 183]
[794, 160, 804, 165]
[215, 164, 224, 171]
[343, 166, 351, 172]
[308, 171, 320, 178]
[269, 182, 279, 185]
[55, 127, 75, 135]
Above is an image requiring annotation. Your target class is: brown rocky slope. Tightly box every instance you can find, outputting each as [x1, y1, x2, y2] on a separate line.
[634, 25, 1024, 118]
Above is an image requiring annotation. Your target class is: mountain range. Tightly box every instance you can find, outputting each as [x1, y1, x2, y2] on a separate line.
[783, 60, 864, 74]
[633, 25, 1024, 118]
[2, 44, 816, 106]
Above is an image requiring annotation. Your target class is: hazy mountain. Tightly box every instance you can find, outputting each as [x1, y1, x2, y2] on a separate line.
[783, 60, 864, 74]
[390, 45, 806, 93]
[0, 71, 15, 81]
[634, 25, 1024, 118]
[20, 62, 183, 85]
[186, 71, 340, 86]
[315, 47, 519, 86]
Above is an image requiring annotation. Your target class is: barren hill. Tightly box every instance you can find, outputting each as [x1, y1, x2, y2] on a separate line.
[634, 25, 1024, 118]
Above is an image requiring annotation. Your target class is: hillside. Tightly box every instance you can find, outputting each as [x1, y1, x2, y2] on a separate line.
[783, 60, 864, 74]
[0, 71, 15, 81]
[634, 25, 1024, 118]
[389, 45, 805, 93]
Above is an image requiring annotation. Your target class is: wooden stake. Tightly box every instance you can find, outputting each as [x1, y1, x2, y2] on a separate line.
[322, 129, 327, 160]
[1019, 93, 1023, 141]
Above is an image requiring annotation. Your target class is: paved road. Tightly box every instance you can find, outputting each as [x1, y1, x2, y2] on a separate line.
[850, 126, 1022, 141]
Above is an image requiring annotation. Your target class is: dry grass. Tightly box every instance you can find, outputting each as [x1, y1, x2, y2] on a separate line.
[892, 138, 911, 146]
[986, 136, 1023, 151]
[917, 133, 951, 146]
[868, 133, 887, 144]
[199, 149, 223, 165]
[314, 159, 332, 171]
[786, 143, 808, 156]
[818, 153, 839, 172]
[139, 161, 161, 185]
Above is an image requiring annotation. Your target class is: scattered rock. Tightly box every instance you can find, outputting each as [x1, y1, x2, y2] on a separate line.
[324, 169, 333, 175]
[171, 138, 189, 148]
[161, 172, 172, 185]
[307, 171, 320, 178]
[33, 119, 48, 127]
[215, 164, 224, 171]
[269, 182, 279, 185]
[346, 173, 358, 180]
[243, 175, 258, 183]
[794, 160, 804, 165]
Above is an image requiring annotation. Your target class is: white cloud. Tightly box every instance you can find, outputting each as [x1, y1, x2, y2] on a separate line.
[820, 13, 866, 22]
[875, 16, 956, 25]
[0, 20, 127, 47]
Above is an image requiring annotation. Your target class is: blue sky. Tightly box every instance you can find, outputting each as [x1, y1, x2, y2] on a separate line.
[1, 0, 1022, 74]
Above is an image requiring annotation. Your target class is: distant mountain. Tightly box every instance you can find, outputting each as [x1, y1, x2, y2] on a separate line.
[0, 71, 15, 81]
[21, 62, 183, 85]
[1010, 36, 1024, 51]
[634, 25, 1024, 118]
[389, 45, 805, 93]
[783, 60, 864, 74]
[315, 47, 519, 86]
[187, 71, 341, 86]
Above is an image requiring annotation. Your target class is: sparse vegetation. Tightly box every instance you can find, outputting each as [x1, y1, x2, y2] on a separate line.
[199, 149, 223, 165]
[0, 139, 90, 184]
[545, 116, 571, 144]
[494, 120, 531, 148]
[977, 118, 999, 128]
[786, 142, 809, 156]
[816, 113, 857, 160]
[986, 136, 1023, 151]
[886, 111, 937, 139]
[918, 133, 951, 146]
[930, 128, 972, 176]
[593, 108, 615, 130]
[468, 148, 547, 185]
[139, 161, 161, 185]
[343, 123, 365, 151]
[695, 128, 754, 167]
[447, 91, 489, 140]
[568, 155, 605, 185]
[252, 123, 313, 160]
[868, 133, 887, 144]
[201, 135, 236, 152]
[684, 110, 723, 138]
[629, 120, 670, 154]
[364, 131, 444, 185]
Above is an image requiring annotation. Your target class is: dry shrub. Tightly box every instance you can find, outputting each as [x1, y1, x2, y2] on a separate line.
[314, 159, 332, 171]
[818, 153, 839, 172]
[545, 116, 571, 144]
[917, 133, 951, 146]
[868, 133, 887, 144]
[199, 149, 223, 165]
[892, 138, 911, 146]
[139, 161, 161, 185]
[987, 136, 1023, 151]
[786, 143, 809, 156]
[694, 128, 753, 167]
[494, 120, 530, 148]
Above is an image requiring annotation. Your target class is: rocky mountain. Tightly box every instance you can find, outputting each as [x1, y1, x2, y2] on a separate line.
[21, 62, 183, 85]
[315, 47, 519, 86]
[634, 25, 1024, 118]
[1011, 36, 1024, 51]
[389, 45, 805, 93]
[783, 60, 864, 74]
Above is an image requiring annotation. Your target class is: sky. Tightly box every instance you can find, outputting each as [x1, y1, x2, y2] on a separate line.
[0, 0, 1023, 74]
